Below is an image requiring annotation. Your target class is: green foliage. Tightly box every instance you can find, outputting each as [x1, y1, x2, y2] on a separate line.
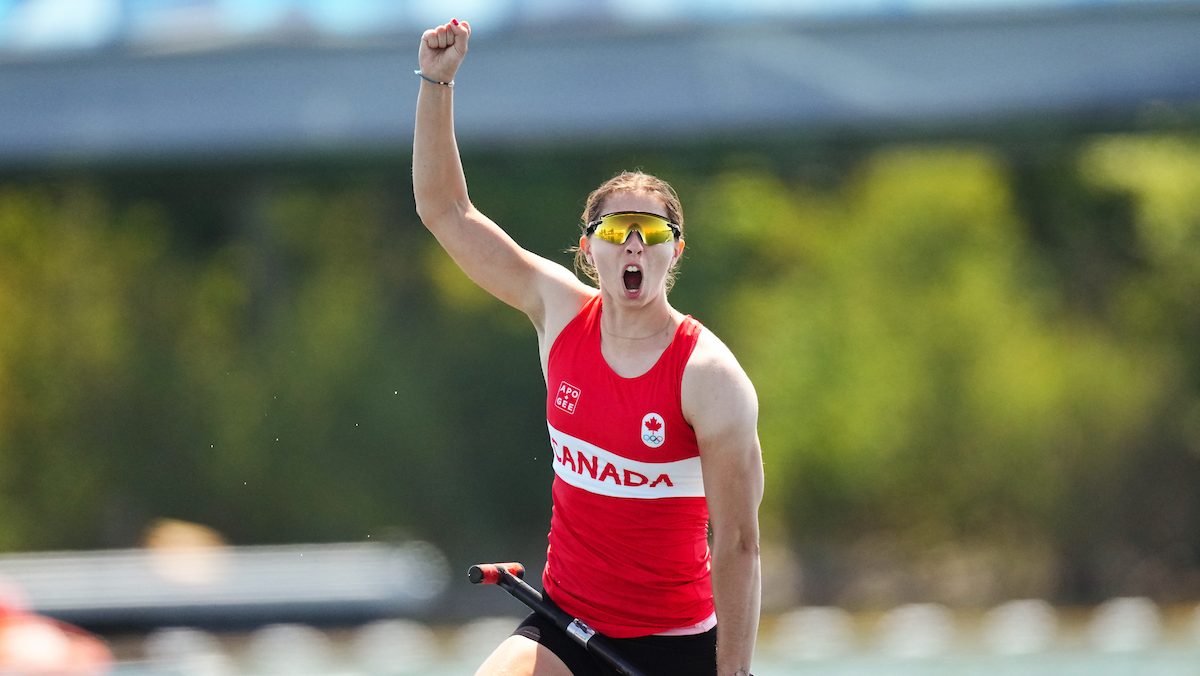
[704, 149, 1161, 548]
[0, 184, 167, 547]
[1082, 136, 1200, 344]
[1, 133, 1198, 604]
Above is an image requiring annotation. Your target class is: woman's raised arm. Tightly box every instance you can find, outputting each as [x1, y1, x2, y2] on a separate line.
[412, 19, 587, 325]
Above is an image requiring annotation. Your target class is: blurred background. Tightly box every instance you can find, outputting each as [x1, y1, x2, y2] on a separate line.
[1, 0, 1200, 673]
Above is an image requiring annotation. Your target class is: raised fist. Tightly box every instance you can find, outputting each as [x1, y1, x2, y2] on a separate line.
[418, 19, 471, 84]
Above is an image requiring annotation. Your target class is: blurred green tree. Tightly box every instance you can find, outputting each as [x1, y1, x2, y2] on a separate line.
[1, 133, 1198, 607]
[689, 147, 1165, 604]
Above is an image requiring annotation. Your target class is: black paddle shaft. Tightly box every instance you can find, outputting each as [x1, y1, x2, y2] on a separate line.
[468, 563, 649, 676]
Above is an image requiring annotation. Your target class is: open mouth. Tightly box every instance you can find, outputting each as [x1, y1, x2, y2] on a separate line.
[622, 265, 643, 293]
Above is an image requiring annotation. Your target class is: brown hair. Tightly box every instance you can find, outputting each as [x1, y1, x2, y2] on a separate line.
[572, 170, 686, 289]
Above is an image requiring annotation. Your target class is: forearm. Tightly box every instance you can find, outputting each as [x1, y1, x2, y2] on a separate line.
[712, 532, 761, 675]
[412, 79, 470, 222]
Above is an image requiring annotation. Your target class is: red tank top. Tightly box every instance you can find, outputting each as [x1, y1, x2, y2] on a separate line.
[543, 294, 713, 638]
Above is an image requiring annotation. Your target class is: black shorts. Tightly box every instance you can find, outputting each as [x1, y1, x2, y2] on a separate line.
[512, 595, 717, 676]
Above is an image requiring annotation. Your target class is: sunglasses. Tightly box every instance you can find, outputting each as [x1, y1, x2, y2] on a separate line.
[585, 211, 681, 246]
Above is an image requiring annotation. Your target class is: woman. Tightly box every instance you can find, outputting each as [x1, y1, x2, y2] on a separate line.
[413, 19, 763, 676]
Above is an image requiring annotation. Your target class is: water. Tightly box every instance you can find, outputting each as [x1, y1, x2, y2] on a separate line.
[110, 651, 1200, 676]
[104, 613, 1200, 676]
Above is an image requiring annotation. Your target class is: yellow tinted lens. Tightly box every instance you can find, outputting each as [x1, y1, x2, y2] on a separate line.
[594, 213, 676, 245]
[594, 218, 633, 244]
[638, 218, 676, 245]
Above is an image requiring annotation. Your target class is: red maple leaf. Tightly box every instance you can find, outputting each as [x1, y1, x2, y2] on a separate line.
[644, 416, 662, 432]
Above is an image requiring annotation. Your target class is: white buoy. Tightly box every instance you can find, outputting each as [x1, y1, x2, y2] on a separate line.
[142, 627, 235, 676]
[981, 599, 1058, 654]
[244, 623, 334, 674]
[875, 603, 956, 658]
[349, 619, 440, 674]
[764, 606, 856, 660]
[1086, 597, 1162, 652]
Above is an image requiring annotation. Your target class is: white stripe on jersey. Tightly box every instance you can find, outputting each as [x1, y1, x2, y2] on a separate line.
[547, 422, 705, 499]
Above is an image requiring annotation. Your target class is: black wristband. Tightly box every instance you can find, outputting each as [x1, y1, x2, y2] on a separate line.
[414, 70, 454, 87]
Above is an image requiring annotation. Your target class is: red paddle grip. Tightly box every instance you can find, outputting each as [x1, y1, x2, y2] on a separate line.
[468, 562, 526, 584]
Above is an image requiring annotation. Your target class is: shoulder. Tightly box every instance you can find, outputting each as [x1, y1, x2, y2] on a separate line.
[681, 325, 758, 433]
[683, 325, 755, 397]
[541, 285, 597, 338]
[536, 285, 597, 370]
[528, 258, 596, 326]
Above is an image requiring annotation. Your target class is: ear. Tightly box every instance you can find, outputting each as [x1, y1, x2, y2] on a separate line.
[673, 238, 685, 262]
[580, 235, 593, 263]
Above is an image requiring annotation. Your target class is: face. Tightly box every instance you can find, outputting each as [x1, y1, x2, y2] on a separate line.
[580, 191, 684, 304]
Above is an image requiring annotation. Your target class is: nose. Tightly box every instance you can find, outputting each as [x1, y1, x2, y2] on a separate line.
[624, 230, 645, 253]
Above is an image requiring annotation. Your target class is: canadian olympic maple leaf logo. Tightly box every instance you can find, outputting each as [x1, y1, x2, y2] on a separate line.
[641, 413, 665, 448]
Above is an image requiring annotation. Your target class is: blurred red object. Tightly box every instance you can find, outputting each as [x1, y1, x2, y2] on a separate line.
[0, 612, 113, 675]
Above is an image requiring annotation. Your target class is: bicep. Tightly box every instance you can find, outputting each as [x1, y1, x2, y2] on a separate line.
[687, 356, 764, 537]
[700, 418, 764, 540]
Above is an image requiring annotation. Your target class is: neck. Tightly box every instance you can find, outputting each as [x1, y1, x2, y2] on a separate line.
[602, 313, 674, 340]
[598, 292, 677, 342]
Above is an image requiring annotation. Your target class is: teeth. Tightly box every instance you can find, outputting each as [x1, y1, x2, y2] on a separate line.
[625, 265, 639, 272]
